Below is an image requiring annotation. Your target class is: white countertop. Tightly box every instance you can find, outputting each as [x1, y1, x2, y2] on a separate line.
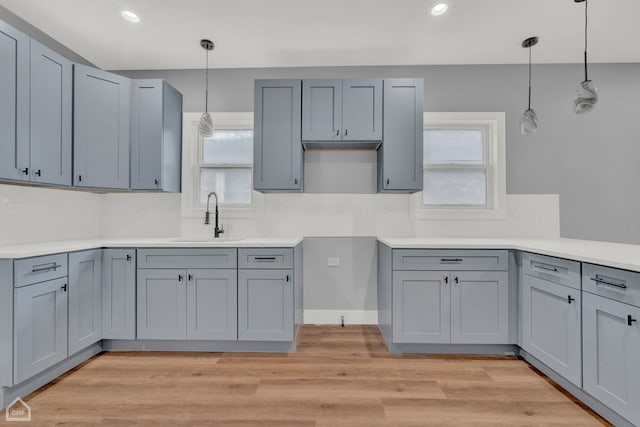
[1, 236, 639, 273]
[378, 237, 640, 273]
[0, 237, 304, 259]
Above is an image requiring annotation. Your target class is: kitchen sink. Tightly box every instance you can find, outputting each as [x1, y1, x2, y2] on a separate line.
[168, 237, 246, 243]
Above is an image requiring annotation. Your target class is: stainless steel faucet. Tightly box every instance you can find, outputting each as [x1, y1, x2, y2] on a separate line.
[204, 192, 224, 238]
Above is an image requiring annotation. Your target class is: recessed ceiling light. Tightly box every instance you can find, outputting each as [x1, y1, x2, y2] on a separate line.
[120, 10, 140, 23]
[430, 2, 449, 16]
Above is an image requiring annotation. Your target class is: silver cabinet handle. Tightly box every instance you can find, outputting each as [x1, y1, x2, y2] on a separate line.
[533, 263, 559, 272]
[590, 276, 627, 289]
[32, 264, 61, 273]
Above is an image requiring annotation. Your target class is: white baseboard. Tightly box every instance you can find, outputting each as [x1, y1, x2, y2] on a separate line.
[303, 310, 378, 325]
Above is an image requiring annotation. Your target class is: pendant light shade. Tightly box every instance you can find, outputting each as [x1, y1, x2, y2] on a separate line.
[520, 36, 539, 135]
[573, 0, 597, 113]
[199, 39, 215, 137]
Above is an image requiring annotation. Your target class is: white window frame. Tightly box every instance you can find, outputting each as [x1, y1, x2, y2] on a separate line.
[181, 112, 264, 218]
[411, 112, 506, 219]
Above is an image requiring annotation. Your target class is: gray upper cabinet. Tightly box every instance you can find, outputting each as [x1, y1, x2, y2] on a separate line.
[378, 78, 423, 193]
[302, 79, 382, 147]
[29, 40, 72, 186]
[130, 80, 182, 192]
[0, 21, 29, 182]
[103, 249, 136, 340]
[254, 79, 303, 192]
[73, 64, 131, 189]
[68, 250, 102, 355]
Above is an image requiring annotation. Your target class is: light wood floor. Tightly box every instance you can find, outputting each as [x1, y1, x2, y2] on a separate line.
[2, 326, 609, 426]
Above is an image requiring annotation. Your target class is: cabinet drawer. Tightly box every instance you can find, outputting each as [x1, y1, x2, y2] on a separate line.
[238, 248, 293, 269]
[137, 249, 237, 269]
[522, 252, 581, 289]
[392, 249, 508, 271]
[14, 253, 68, 287]
[582, 263, 640, 308]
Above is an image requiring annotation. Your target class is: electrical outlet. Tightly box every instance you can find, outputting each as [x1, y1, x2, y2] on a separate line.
[328, 257, 340, 267]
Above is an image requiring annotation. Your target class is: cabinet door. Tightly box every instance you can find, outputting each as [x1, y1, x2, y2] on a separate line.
[186, 269, 237, 340]
[342, 79, 382, 141]
[254, 80, 303, 191]
[392, 271, 450, 344]
[137, 269, 186, 339]
[68, 250, 102, 355]
[130, 80, 162, 190]
[29, 40, 72, 186]
[379, 79, 423, 192]
[238, 269, 293, 341]
[451, 271, 508, 344]
[302, 79, 341, 141]
[73, 64, 130, 189]
[14, 277, 68, 384]
[0, 21, 29, 182]
[521, 275, 581, 386]
[102, 249, 135, 340]
[583, 292, 640, 426]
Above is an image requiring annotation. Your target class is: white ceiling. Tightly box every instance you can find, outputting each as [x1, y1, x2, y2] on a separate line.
[1, 0, 639, 70]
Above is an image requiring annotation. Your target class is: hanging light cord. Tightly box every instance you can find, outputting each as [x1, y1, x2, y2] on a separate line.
[204, 49, 209, 113]
[583, 0, 588, 82]
[528, 47, 532, 110]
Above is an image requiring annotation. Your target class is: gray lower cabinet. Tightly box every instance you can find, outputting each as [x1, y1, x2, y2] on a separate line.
[29, 39, 72, 186]
[253, 79, 303, 191]
[0, 20, 29, 183]
[377, 78, 423, 193]
[302, 79, 382, 144]
[0, 260, 13, 388]
[73, 64, 131, 189]
[14, 277, 68, 384]
[102, 249, 136, 340]
[130, 79, 182, 192]
[137, 268, 237, 340]
[68, 250, 102, 355]
[521, 275, 581, 386]
[238, 269, 294, 341]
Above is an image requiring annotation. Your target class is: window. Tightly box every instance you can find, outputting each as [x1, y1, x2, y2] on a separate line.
[413, 112, 506, 219]
[182, 113, 259, 218]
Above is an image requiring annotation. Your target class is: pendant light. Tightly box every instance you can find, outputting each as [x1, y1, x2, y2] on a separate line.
[199, 39, 214, 137]
[573, 0, 597, 113]
[520, 36, 539, 134]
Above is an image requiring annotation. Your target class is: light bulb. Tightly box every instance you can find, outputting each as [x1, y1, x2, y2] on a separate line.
[430, 2, 449, 16]
[520, 109, 538, 134]
[199, 113, 213, 137]
[574, 80, 597, 114]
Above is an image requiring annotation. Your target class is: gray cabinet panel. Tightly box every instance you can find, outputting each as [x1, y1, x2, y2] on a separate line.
[0, 261, 13, 387]
[137, 248, 237, 269]
[103, 249, 136, 340]
[29, 40, 72, 186]
[68, 250, 102, 355]
[73, 64, 131, 189]
[254, 80, 303, 191]
[583, 263, 640, 307]
[302, 79, 341, 141]
[522, 252, 581, 289]
[379, 78, 423, 192]
[342, 79, 382, 141]
[521, 275, 581, 386]
[137, 269, 186, 339]
[130, 80, 182, 192]
[451, 271, 508, 344]
[583, 292, 640, 426]
[0, 21, 29, 182]
[186, 269, 237, 340]
[392, 249, 508, 271]
[14, 277, 68, 384]
[392, 271, 450, 344]
[238, 248, 294, 269]
[238, 269, 294, 341]
[14, 253, 68, 287]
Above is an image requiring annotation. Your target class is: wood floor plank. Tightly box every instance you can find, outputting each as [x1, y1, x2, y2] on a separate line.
[0, 325, 610, 426]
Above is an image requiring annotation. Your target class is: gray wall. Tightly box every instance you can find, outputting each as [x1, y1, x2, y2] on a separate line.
[116, 64, 640, 245]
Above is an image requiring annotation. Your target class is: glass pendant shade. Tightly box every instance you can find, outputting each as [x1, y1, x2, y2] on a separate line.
[520, 109, 538, 134]
[199, 112, 213, 137]
[574, 80, 598, 113]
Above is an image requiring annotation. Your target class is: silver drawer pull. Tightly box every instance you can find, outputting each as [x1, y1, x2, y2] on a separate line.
[31, 264, 62, 273]
[440, 258, 463, 263]
[254, 257, 277, 261]
[533, 263, 559, 272]
[590, 277, 627, 289]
